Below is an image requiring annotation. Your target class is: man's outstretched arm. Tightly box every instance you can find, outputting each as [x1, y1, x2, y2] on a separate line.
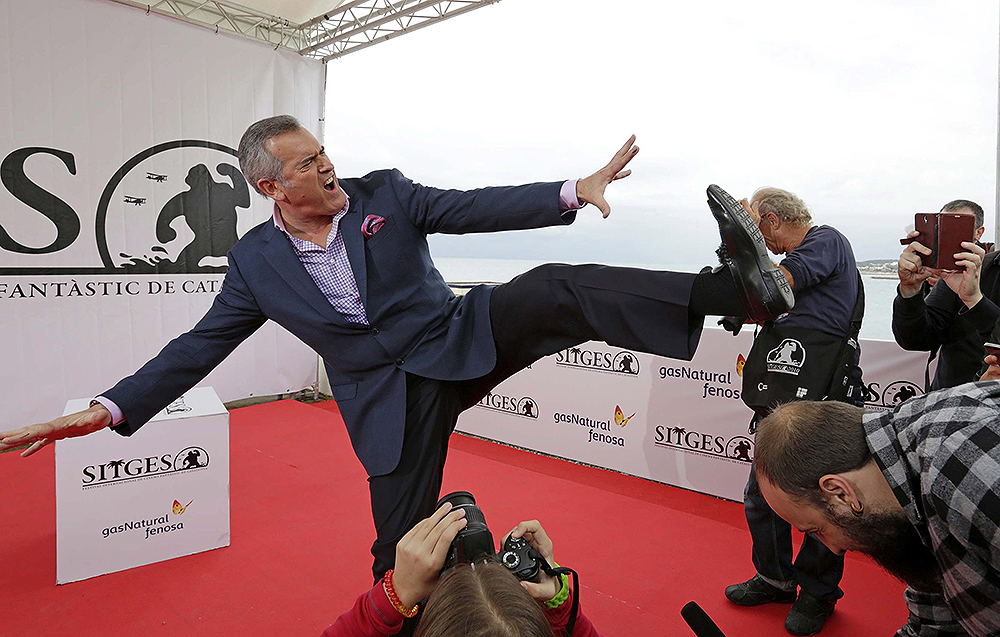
[396, 136, 639, 235]
[0, 255, 266, 457]
[0, 403, 112, 457]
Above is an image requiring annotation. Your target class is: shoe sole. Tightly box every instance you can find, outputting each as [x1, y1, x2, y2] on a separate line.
[725, 587, 797, 606]
[707, 184, 794, 321]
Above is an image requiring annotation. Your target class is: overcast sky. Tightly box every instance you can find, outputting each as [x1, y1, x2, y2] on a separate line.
[324, 0, 999, 268]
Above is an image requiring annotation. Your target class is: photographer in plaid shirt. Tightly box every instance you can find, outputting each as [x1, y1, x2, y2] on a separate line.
[752, 382, 1000, 636]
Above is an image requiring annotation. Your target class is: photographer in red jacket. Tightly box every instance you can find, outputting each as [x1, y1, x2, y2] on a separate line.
[322, 502, 599, 637]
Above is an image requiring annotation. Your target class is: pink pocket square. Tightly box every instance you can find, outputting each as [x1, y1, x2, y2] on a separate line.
[361, 215, 386, 239]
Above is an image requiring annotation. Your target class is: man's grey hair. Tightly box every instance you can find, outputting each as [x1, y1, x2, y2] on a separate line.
[238, 115, 304, 196]
[752, 187, 813, 227]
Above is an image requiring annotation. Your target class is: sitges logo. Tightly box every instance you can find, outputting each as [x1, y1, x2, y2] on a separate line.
[864, 380, 922, 412]
[0, 140, 263, 275]
[475, 391, 539, 419]
[653, 426, 754, 464]
[82, 446, 209, 488]
[555, 347, 640, 376]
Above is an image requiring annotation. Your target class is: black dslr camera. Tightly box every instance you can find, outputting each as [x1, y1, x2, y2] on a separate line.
[435, 490, 580, 637]
[436, 490, 541, 581]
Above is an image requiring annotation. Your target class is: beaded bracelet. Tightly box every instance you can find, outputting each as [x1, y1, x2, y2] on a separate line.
[383, 569, 419, 618]
[543, 563, 570, 610]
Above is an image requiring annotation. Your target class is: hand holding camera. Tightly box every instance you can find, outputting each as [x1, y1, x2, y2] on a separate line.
[506, 519, 561, 601]
[897, 230, 937, 298]
[898, 211, 985, 308]
[980, 344, 1000, 382]
[936, 240, 986, 308]
[391, 502, 468, 608]
[391, 492, 582, 637]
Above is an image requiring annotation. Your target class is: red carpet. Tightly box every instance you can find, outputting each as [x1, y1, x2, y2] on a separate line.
[1, 398, 907, 636]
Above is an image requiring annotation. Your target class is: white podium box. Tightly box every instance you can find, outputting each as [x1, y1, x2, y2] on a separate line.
[56, 387, 230, 584]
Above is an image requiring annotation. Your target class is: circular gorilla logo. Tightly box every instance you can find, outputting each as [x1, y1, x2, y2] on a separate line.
[726, 436, 754, 463]
[517, 397, 538, 419]
[173, 446, 210, 471]
[612, 351, 640, 375]
[96, 140, 268, 273]
[882, 381, 921, 406]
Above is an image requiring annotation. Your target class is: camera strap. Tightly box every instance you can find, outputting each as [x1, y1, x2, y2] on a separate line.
[534, 552, 580, 637]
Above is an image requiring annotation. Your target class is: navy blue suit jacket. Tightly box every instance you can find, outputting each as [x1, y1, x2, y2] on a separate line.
[103, 169, 572, 476]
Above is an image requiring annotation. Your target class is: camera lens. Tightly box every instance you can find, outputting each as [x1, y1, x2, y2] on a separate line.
[436, 491, 495, 568]
[437, 491, 489, 533]
[436, 491, 476, 510]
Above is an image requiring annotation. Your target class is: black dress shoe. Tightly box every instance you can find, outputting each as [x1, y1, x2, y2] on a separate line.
[725, 574, 797, 606]
[706, 184, 794, 322]
[785, 590, 836, 636]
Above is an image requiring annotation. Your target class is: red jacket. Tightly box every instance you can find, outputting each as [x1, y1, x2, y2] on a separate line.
[321, 576, 600, 637]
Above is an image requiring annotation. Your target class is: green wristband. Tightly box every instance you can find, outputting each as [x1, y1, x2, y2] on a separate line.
[543, 563, 570, 609]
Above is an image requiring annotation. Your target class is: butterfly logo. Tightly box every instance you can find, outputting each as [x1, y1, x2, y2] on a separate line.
[736, 354, 746, 377]
[614, 405, 635, 428]
[172, 499, 193, 515]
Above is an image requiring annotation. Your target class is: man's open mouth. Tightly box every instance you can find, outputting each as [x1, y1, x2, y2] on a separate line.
[324, 175, 336, 191]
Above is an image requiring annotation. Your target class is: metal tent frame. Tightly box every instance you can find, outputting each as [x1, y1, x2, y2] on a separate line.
[108, 0, 500, 61]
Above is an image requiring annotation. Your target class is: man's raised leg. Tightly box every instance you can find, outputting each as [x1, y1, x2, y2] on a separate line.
[456, 263, 730, 407]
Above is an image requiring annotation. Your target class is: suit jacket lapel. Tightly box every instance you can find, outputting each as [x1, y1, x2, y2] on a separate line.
[261, 223, 351, 325]
[340, 198, 369, 310]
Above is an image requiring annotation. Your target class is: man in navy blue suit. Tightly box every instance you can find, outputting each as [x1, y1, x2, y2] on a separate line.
[2, 115, 784, 585]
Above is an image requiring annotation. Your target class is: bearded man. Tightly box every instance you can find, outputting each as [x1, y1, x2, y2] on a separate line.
[753, 384, 1000, 636]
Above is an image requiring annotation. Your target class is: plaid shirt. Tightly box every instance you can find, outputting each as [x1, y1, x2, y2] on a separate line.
[863, 381, 1000, 636]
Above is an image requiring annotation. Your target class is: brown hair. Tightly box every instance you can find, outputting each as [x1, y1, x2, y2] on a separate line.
[414, 561, 554, 637]
[754, 400, 871, 505]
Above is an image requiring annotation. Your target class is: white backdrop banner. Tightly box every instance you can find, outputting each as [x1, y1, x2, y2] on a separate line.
[0, 0, 326, 426]
[456, 329, 929, 502]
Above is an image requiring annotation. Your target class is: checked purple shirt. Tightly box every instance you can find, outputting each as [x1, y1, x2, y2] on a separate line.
[95, 180, 582, 426]
[273, 198, 368, 325]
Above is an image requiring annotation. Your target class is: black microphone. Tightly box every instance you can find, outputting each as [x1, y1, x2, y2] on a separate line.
[681, 601, 727, 637]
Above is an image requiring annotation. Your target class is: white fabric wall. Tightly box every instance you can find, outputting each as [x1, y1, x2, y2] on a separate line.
[457, 329, 928, 502]
[0, 0, 325, 425]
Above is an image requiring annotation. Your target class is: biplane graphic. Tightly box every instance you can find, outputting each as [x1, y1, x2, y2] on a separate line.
[146, 172, 168, 182]
[123, 196, 146, 206]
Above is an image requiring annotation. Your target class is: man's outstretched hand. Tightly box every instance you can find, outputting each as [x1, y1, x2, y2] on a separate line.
[576, 135, 638, 218]
[0, 404, 112, 457]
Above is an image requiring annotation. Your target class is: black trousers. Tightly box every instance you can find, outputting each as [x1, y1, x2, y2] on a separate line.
[366, 263, 706, 583]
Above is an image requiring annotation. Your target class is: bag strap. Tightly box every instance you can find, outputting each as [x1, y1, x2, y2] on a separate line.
[532, 552, 580, 637]
[849, 270, 865, 333]
[821, 270, 864, 401]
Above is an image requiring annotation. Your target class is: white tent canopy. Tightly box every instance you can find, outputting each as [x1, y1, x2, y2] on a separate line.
[109, 0, 499, 61]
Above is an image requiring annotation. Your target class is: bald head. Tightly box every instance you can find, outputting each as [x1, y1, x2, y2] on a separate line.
[755, 401, 870, 504]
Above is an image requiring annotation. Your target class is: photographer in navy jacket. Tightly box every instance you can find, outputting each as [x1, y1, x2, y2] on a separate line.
[322, 503, 598, 637]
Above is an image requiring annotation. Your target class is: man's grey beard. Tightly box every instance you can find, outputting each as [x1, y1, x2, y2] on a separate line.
[827, 505, 941, 591]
